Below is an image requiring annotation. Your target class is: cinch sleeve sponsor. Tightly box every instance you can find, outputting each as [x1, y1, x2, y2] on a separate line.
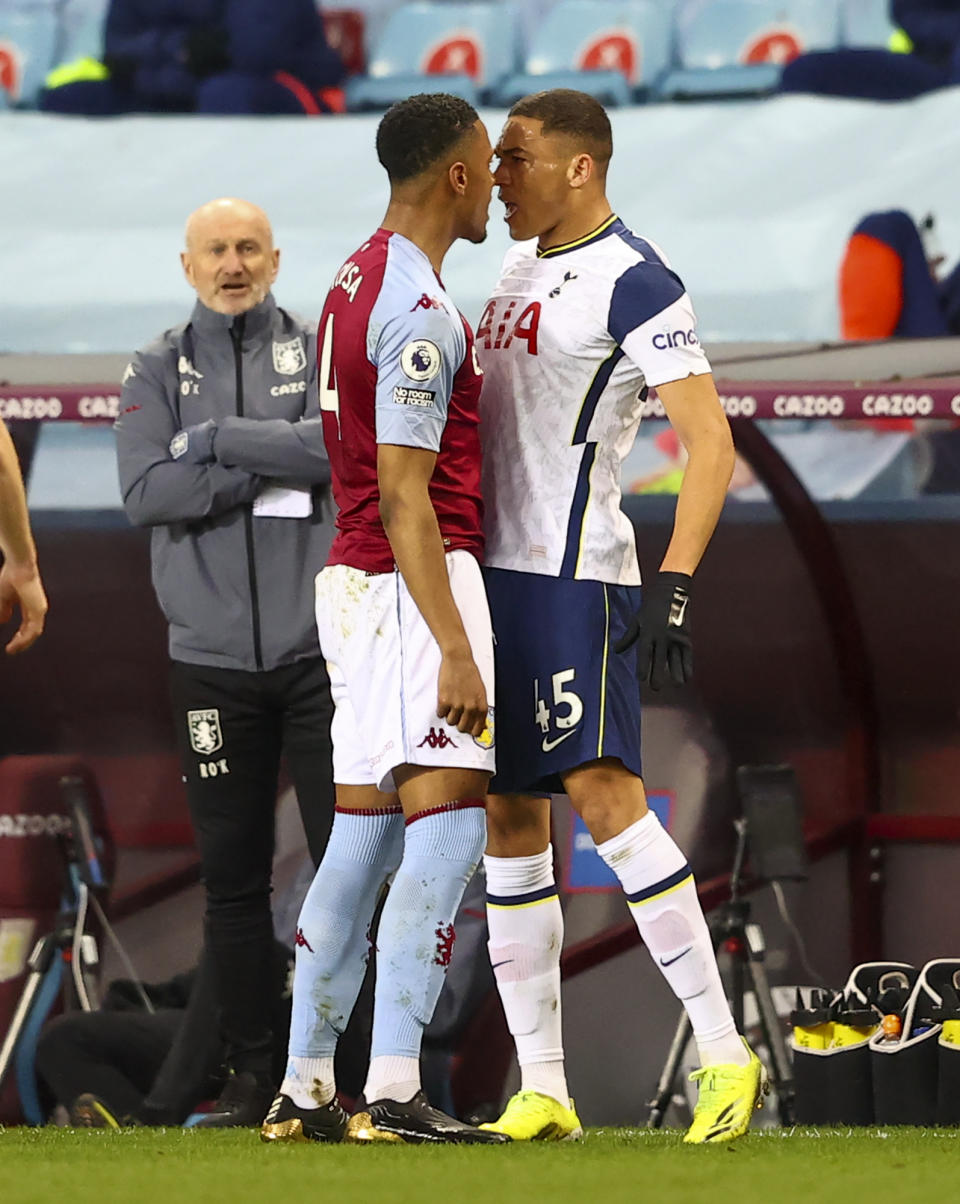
[373, 306, 464, 453]
[610, 261, 712, 388]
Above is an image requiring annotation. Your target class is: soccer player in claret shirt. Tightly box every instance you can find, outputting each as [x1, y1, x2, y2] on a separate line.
[475, 90, 765, 1145]
[260, 94, 508, 1146]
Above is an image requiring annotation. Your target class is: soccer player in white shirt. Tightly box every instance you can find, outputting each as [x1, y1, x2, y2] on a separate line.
[475, 90, 765, 1145]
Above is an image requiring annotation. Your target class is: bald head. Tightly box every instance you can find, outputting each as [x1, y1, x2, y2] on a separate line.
[181, 197, 279, 315]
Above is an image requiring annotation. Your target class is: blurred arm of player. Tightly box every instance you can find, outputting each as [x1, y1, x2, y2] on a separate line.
[115, 353, 262, 526]
[0, 419, 48, 654]
[377, 443, 488, 737]
[656, 373, 735, 576]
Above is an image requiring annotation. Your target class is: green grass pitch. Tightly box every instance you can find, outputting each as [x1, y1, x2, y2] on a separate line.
[2, 1127, 959, 1204]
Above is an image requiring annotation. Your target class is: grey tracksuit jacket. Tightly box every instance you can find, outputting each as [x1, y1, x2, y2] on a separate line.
[115, 294, 332, 672]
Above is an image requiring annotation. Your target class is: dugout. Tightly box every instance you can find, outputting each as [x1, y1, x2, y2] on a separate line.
[3, 337, 960, 1123]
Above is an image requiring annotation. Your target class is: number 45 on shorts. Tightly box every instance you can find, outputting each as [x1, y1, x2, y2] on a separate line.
[534, 669, 584, 752]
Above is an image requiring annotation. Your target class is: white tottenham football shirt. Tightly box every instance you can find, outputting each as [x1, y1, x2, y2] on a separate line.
[477, 216, 711, 586]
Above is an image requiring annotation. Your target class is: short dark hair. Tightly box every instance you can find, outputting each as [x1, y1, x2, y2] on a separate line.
[509, 89, 613, 168]
[376, 93, 479, 183]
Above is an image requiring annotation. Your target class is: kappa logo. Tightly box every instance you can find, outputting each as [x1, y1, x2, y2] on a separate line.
[400, 339, 442, 382]
[273, 337, 307, 376]
[549, 270, 579, 298]
[417, 728, 457, 749]
[410, 293, 443, 313]
[187, 709, 222, 755]
[295, 927, 314, 952]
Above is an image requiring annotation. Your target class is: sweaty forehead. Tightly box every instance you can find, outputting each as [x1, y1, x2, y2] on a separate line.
[496, 116, 567, 158]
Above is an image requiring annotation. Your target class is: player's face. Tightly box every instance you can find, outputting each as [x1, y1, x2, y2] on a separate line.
[457, 120, 495, 245]
[494, 116, 575, 242]
[181, 212, 280, 315]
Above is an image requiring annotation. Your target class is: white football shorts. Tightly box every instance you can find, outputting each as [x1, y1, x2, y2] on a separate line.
[315, 548, 496, 791]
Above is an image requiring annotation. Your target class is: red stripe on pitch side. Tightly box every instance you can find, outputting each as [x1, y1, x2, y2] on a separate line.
[273, 71, 323, 115]
[405, 799, 486, 827]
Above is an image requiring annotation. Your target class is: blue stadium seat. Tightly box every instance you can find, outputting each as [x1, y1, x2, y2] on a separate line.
[842, 0, 897, 47]
[0, 4, 59, 107]
[345, 1, 518, 111]
[656, 0, 842, 100]
[491, 0, 675, 107]
[56, 0, 109, 64]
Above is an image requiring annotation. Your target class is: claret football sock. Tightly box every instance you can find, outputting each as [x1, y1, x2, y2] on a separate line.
[484, 849, 570, 1107]
[282, 805, 404, 1107]
[596, 811, 748, 1069]
[364, 800, 486, 1104]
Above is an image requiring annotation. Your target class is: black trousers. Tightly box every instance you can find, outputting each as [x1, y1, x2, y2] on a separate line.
[36, 1009, 184, 1121]
[169, 657, 335, 1076]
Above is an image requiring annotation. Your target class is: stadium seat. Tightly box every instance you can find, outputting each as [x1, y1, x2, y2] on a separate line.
[0, 4, 59, 107]
[491, 0, 675, 107]
[323, 8, 367, 77]
[345, 1, 518, 111]
[656, 0, 842, 100]
[56, 0, 109, 65]
[842, 0, 897, 48]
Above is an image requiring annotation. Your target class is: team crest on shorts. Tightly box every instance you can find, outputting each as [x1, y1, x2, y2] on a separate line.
[273, 337, 306, 376]
[187, 709, 223, 755]
[474, 707, 495, 750]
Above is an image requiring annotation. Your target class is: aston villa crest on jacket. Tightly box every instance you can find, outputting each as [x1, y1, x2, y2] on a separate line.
[273, 337, 307, 375]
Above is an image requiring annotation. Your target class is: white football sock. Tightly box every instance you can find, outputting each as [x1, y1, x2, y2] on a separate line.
[596, 812, 748, 1068]
[280, 1055, 335, 1108]
[485, 849, 570, 1107]
[364, 1055, 420, 1104]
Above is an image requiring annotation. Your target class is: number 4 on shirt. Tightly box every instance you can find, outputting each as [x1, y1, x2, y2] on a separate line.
[319, 313, 340, 432]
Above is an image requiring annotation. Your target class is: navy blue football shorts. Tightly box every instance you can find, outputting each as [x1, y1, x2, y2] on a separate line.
[482, 565, 644, 795]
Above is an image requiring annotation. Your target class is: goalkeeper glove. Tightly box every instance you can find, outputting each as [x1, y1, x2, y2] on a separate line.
[615, 571, 693, 690]
[169, 419, 217, 464]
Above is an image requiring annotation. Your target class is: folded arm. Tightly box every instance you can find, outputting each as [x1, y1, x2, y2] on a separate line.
[115, 357, 260, 528]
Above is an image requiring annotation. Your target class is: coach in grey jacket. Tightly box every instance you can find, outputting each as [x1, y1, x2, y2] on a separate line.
[115, 197, 334, 1128]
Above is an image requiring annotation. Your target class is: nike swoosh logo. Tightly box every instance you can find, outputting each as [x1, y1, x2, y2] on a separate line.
[491, 960, 512, 970]
[659, 946, 692, 968]
[541, 728, 579, 753]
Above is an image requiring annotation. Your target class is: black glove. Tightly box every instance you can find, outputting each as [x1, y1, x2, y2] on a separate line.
[615, 571, 693, 690]
[184, 26, 231, 79]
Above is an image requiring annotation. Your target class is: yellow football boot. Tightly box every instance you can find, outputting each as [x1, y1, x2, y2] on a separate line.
[479, 1090, 583, 1142]
[683, 1042, 768, 1144]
